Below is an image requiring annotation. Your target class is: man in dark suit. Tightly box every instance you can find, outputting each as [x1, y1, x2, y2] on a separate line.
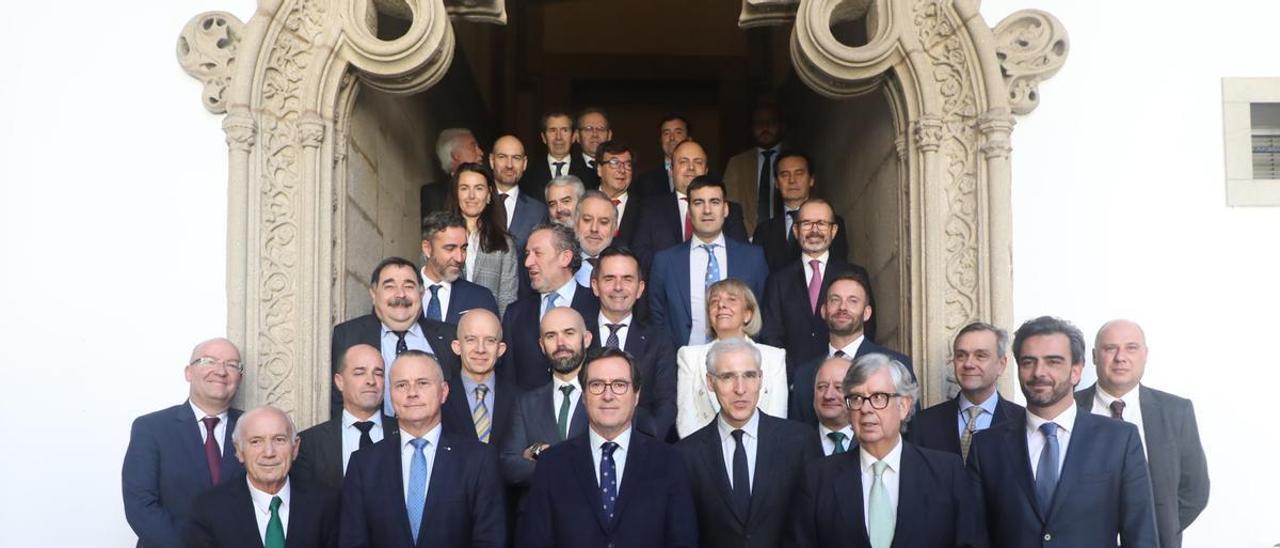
[492, 134, 552, 257]
[909, 322, 1024, 461]
[520, 111, 594, 199]
[330, 257, 461, 419]
[594, 140, 642, 247]
[811, 356, 855, 456]
[793, 353, 987, 548]
[588, 246, 677, 438]
[184, 406, 340, 548]
[421, 128, 483, 220]
[419, 211, 499, 325]
[341, 351, 506, 548]
[759, 198, 868, 374]
[517, 347, 699, 548]
[969, 316, 1158, 547]
[790, 271, 913, 427]
[573, 107, 611, 188]
[678, 339, 820, 548]
[1075, 319, 1208, 548]
[750, 152, 850, 272]
[123, 338, 247, 548]
[296, 344, 396, 492]
[633, 114, 689, 199]
[648, 177, 767, 347]
[503, 223, 600, 389]
[441, 309, 516, 445]
[632, 140, 749, 271]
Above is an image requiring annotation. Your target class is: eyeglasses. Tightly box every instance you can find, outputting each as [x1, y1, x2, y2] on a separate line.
[578, 125, 609, 134]
[798, 220, 832, 231]
[190, 357, 244, 374]
[586, 379, 633, 395]
[710, 371, 762, 384]
[844, 392, 900, 410]
[601, 158, 633, 170]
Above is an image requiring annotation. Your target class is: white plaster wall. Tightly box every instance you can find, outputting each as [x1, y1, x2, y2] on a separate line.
[983, 1, 1280, 545]
[0, 1, 257, 545]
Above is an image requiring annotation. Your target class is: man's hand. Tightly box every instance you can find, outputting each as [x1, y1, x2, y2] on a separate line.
[522, 442, 552, 461]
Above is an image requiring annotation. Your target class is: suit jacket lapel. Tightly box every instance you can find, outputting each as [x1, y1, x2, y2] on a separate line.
[380, 433, 416, 544]
[420, 436, 458, 546]
[1003, 421, 1044, 523]
[1138, 386, 1169, 454]
[747, 417, 779, 525]
[832, 453, 872, 546]
[610, 433, 646, 532]
[222, 411, 243, 476]
[674, 247, 692, 322]
[175, 403, 213, 486]
[940, 398, 962, 454]
[568, 399, 588, 438]
[230, 479, 267, 548]
[285, 482, 311, 548]
[702, 426, 745, 526]
[892, 445, 926, 548]
[569, 438, 612, 534]
[665, 195, 683, 241]
[1047, 411, 1092, 519]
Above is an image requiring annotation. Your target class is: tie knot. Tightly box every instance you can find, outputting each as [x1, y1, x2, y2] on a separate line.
[1039, 422, 1058, 438]
[611, 198, 621, 206]
[543, 292, 560, 309]
[762, 149, 775, 158]
[1109, 399, 1126, 419]
[474, 384, 489, 399]
[393, 330, 407, 341]
[827, 431, 846, 444]
[833, 349, 846, 358]
[731, 429, 746, 443]
[410, 437, 429, 452]
[353, 420, 375, 434]
[966, 406, 984, 421]
[429, 284, 441, 296]
[872, 459, 889, 477]
[269, 495, 282, 512]
[602, 441, 619, 457]
[202, 416, 221, 430]
[701, 243, 718, 253]
[606, 323, 625, 333]
[499, 192, 509, 201]
[809, 259, 821, 271]
[560, 384, 576, 397]
[786, 209, 799, 219]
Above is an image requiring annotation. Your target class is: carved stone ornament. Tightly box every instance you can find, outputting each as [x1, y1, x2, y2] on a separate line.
[444, 0, 506, 24]
[739, 0, 800, 29]
[177, 12, 245, 114]
[993, 9, 1069, 115]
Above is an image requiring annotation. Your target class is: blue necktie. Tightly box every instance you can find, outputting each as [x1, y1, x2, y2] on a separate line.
[600, 441, 620, 523]
[542, 292, 560, 319]
[701, 243, 720, 289]
[731, 429, 751, 518]
[406, 438, 429, 542]
[605, 323, 624, 349]
[1034, 422, 1060, 515]
[425, 284, 442, 322]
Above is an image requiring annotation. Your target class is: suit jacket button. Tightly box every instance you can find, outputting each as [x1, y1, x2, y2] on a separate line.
[1043, 533, 1052, 541]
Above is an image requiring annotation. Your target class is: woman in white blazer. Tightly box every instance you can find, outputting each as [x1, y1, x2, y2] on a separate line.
[675, 278, 788, 438]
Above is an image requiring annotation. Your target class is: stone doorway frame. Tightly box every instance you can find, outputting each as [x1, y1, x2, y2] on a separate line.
[178, 0, 1067, 427]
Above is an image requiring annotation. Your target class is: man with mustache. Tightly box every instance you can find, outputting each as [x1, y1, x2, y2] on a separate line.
[750, 152, 850, 273]
[969, 316, 1158, 547]
[520, 111, 595, 199]
[295, 344, 396, 492]
[418, 211, 498, 324]
[544, 174, 585, 227]
[184, 406, 340, 548]
[330, 257, 461, 419]
[572, 190, 617, 287]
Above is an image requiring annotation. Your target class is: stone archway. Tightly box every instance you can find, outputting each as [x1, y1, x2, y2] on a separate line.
[177, 0, 1067, 428]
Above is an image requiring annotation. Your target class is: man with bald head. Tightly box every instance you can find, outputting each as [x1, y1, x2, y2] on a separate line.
[491, 134, 551, 255]
[341, 351, 506, 547]
[185, 406, 341, 548]
[441, 309, 516, 445]
[1075, 319, 1209, 547]
[123, 338, 248, 547]
[296, 344, 396, 491]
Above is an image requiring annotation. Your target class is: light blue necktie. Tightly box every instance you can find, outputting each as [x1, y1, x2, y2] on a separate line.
[406, 438, 429, 542]
[425, 284, 442, 322]
[1034, 422, 1060, 515]
[542, 292, 560, 319]
[701, 243, 720, 289]
[868, 460, 894, 548]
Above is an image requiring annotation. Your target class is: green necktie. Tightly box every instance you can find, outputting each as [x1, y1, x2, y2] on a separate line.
[827, 431, 848, 455]
[557, 384, 575, 440]
[265, 495, 285, 548]
[868, 460, 895, 548]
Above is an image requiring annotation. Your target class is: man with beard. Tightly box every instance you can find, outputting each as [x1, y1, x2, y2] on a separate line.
[572, 190, 617, 287]
[491, 134, 551, 255]
[969, 316, 1158, 547]
[419, 211, 498, 324]
[295, 344, 396, 492]
[750, 152, 850, 272]
[594, 140, 642, 246]
[573, 107, 611, 187]
[544, 174, 585, 227]
[520, 111, 594, 198]
[330, 257, 461, 419]
[789, 271, 912, 427]
[760, 198, 871, 375]
[723, 104, 784, 233]
[421, 128, 484, 219]
[634, 114, 689, 199]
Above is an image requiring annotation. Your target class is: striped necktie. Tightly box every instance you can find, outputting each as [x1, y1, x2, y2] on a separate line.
[472, 384, 492, 443]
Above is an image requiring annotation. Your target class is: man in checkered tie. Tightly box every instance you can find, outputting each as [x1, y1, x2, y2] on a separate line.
[441, 309, 516, 446]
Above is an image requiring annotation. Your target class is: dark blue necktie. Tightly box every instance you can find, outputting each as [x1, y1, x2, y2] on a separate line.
[600, 441, 620, 522]
[425, 284, 442, 322]
[1034, 422, 1060, 515]
[731, 429, 751, 518]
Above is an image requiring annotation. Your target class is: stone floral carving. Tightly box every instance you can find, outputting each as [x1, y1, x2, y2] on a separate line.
[177, 12, 244, 114]
[994, 9, 1069, 115]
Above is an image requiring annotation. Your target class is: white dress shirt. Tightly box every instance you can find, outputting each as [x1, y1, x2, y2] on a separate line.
[581, 152, 596, 171]
[547, 154, 571, 179]
[860, 438, 903, 530]
[498, 185, 520, 230]
[675, 191, 690, 233]
[613, 192, 630, 224]
[190, 402, 228, 455]
[597, 312, 633, 350]
[420, 267, 453, 321]
[718, 411, 760, 490]
[247, 476, 290, 543]
[819, 423, 855, 456]
[1027, 403, 1076, 480]
[540, 278, 579, 318]
[464, 230, 480, 281]
[589, 426, 632, 489]
[552, 376, 584, 429]
[574, 252, 595, 287]
[341, 410, 385, 473]
[400, 424, 443, 501]
[830, 335, 865, 358]
[380, 322, 435, 416]
[802, 250, 830, 287]
[687, 233, 728, 345]
[1091, 385, 1147, 458]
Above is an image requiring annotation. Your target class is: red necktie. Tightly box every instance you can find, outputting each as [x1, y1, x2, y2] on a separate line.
[681, 196, 692, 241]
[612, 198, 623, 236]
[201, 416, 222, 484]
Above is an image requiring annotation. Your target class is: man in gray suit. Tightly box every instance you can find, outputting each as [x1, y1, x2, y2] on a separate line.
[1075, 319, 1209, 548]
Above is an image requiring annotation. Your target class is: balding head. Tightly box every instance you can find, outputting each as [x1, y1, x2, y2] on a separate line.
[335, 344, 384, 418]
[540, 307, 592, 377]
[491, 134, 528, 189]
[452, 309, 506, 381]
[185, 337, 242, 414]
[671, 139, 708, 193]
[1092, 319, 1148, 396]
[232, 405, 298, 494]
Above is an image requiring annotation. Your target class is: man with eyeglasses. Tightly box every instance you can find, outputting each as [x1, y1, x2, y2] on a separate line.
[677, 339, 819, 548]
[573, 107, 612, 188]
[792, 353, 986, 547]
[341, 350, 506, 547]
[123, 338, 248, 547]
[750, 152, 850, 273]
[594, 140, 644, 246]
[518, 347, 698, 548]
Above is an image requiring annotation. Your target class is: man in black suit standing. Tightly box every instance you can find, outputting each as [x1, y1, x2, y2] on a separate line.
[295, 344, 395, 492]
[1075, 319, 1209, 548]
[441, 309, 516, 445]
[594, 140, 643, 247]
[518, 347, 699, 548]
[790, 271, 913, 427]
[760, 198, 868, 375]
[909, 322, 1024, 461]
[811, 356, 855, 456]
[750, 153, 850, 272]
[341, 351, 506, 548]
[573, 107, 611, 188]
[503, 223, 600, 389]
[520, 111, 594, 198]
[421, 128, 484, 220]
[633, 114, 689, 199]
[330, 257, 461, 419]
[185, 406, 340, 548]
[491, 134, 552, 256]
[678, 339, 820, 548]
[793, 353, 987, 547]
[968, 316, 1158, 547]
[419, 211, 499, 325]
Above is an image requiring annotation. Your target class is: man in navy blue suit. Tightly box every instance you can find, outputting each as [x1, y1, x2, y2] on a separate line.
[340, 350, 506, 548]
[968, 316, 1158, 547]
[123, 337, 248, 548]
[517, 347, 698, 548]
[648, 176, 767, 347]
[492, 134, 552, 256]
[419, 211, 499, 325]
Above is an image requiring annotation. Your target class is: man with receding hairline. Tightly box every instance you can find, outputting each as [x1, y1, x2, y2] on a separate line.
[812, 356, 855, 456]
[441, 309, 516, 445]
[296, 344, 397, 492]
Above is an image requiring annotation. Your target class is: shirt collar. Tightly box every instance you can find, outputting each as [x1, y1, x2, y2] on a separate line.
[545, 278, 578, 305]
[831, 335, 865, 357]
[1026, 401, 1077, 436]
[401, 422, 443, 450]
[819, 423, 854, 439]
[1096, 384, 1139, 406]
[859, 436, 903, 474]
[589, 425, 633, 449]
[757, 145, 780, 156]
[690, 232, 727, 250]
[419, 266, 452, 289]
[553, 374, 583, 393]
[342, 408, 383, 429]
[717, 409, 761, 442]
[548, 153, 570, 164]
[460, 371, 494, 397]
[802, 250, 830, 266]
[247, 475, 290, 514]
[957, 389, 1000, 415]
[380, 321, 424, 338]
[499, 185, 520, 199]
[188, 401, 229, 423]
[598, 312, 633, 330]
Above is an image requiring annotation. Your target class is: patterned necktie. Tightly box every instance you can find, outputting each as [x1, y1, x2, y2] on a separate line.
[1034, 422, 1060, 515]
[393, 331, 408, 355]
[605, 323, 624, 349]
[557, 384, 575, 440]
[406, 438, 430, 542]
[757, 149, 775, 223]
[807, 259, 823, 313]
[731, 429, 751, 518]
[600, 441, 620, 522]
[960, 405, 983, 463]
[701, 243, 720, 289]
[681, 196, 692, 241]
[473, 384, 492, 443]
[1109, 399, 1126, 420]
[553, 161, 566, 178]
[426, 284, 443, 322]
[868, 460, 895, 548]
[542, 292, 560, 319]
[497, 193, 510, 229]
[201, 416, 222, 485]
[353, 421, 375, 449]
[264, 496, 285, 548]
[827, 431, 847, 455]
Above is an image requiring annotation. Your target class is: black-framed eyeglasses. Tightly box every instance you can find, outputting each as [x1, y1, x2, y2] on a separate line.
[844, 392, 900, 410]
[601, 158, 633, 170]
[189, 356, 245, 374]
[586, 379, 633, 395]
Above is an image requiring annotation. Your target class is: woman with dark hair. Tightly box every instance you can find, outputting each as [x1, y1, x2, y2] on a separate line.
[447, 162, 518, 315]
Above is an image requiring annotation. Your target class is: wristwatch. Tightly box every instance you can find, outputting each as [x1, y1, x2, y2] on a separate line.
[531, 443, 545, 459]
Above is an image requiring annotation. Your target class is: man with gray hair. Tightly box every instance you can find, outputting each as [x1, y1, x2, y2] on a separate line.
[544, 174, 585, 227]
[794, 353, 986, 547]
[572, 190, 617, 286]
[421, 128, 484, 218]
[184, 405, 341, 547]
[678, 338, 819, 548]
[908, 321, 1025, 462]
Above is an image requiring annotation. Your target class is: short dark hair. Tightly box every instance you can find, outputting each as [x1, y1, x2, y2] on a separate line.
[576, 107, 609, 129]
[390, 349, 448, 381]
[774, 150, 812, 177]
[421, 210, 467, 241]
[660, 113, 690, 134]
[1012, 316, 1086, 365]
[686, 176, 726, 198]
[595, 140, 632, 163]
[593, 246, 644, 282]
[530, 222, 583, 274]
[370, 257, 422, 286]
[822, 270, 873, 304]
[953, 321, 1010, 360]
[578, 346, 642, 394]
[540, 110, 572, 132]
